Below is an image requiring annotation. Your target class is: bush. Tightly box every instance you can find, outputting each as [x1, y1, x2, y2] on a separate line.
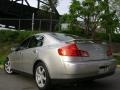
[96, 33, 120, 42]
[60, 30, 87, 38]
[114, 55, 120, 65]
[0, 30, 34, 44]
[112, 34, 120, 42]
[60, 30, 120, 42]
[0, 55, 5, 65]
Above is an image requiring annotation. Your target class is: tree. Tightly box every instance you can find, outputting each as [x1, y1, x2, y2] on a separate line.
[68, 0, 119, 39]
[60, 13, 80, 30]
[100, 0, 119, 43]
[109, 0, 120, 19]
[40, 0, 58, 11]
[109, 0, 120, 33]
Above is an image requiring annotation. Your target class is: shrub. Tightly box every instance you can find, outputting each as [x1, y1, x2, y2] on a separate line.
[60, 30, 120, 42]
[0, 30, 34, 44]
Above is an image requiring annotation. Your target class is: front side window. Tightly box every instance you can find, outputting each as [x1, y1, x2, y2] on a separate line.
[18, 37, 31, 50]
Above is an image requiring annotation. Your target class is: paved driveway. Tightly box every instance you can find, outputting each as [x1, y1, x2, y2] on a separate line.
[0, 68, 120, 90]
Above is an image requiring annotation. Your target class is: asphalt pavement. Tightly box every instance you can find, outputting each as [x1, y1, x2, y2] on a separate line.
[0, 68, 120, 90]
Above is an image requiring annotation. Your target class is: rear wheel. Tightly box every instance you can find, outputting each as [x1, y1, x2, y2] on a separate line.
[34, 63, 51, 90]
[4, 59, 13, 74]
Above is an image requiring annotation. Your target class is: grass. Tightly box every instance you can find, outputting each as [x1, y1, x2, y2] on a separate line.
[0, 44, 12, 65]
[0, 55, 5, 65]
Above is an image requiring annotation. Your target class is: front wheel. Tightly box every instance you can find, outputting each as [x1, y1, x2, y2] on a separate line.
[4, 59, 13, 74]
[34, 63, 51, 90]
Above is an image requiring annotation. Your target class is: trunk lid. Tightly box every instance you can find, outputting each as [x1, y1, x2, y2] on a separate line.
[67, 39, 110, 61]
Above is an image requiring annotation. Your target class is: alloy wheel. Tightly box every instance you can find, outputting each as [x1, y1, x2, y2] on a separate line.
[35, 66, 47, 88]
[4, 60, 13, 74]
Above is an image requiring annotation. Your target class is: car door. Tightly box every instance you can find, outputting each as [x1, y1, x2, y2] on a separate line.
[12, 37, 31, 71]
[21, 35, 44, 74]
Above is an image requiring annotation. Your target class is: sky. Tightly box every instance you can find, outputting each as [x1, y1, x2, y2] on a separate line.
[27, 0, 72, 15]
[57, 0, 72, 15]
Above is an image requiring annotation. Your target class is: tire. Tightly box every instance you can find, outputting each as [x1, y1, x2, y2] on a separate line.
[4, 59, 13, 74]
[34, 63, 51, 90]
[82, 79, 95, 83]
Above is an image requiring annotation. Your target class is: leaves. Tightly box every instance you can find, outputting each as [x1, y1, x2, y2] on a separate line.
[100, 11, 119, 33]
[62, 0, 119, 39]
[40, 0, 58, 11]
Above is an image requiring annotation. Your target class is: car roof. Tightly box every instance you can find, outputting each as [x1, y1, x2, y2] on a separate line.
[35, 32, 60, 36]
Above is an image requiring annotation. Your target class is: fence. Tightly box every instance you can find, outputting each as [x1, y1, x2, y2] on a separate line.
[0, 18, 60, 32]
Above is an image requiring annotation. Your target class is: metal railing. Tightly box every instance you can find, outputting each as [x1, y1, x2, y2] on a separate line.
[0, 18, 60, 32]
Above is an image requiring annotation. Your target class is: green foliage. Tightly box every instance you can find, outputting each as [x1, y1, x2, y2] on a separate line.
[0, 31, 19, 43]
[0, 30, 35, 65]
[65, 0, 119, 39]
[60, 14, 71, 23]
[60, 29, 120, 43]
[110, 0, 120, 20]
[0, 55, 5, 65]
[0, 30, 34, 43]
[112, 34, 120, 42]
[40, 0, 58, 11]
[114, 55, 120, 65]
[60, 29, 86, 38]
[101, 12, 119, 32]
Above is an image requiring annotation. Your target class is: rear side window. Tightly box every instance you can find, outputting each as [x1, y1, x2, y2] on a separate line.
[28, 36, 44, 48]
[50, 33, 82, 41]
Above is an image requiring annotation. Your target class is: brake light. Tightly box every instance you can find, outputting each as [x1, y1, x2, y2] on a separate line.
[58, 43, 89, 57]
[107, 46, 112, 56]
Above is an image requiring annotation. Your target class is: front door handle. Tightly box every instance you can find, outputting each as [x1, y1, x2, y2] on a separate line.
[33, 50, 38, 54]
[19, 52, 22, 55]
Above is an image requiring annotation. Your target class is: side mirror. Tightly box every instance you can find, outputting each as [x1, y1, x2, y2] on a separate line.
[11, 48, 17, 52]
[102, 42, 107, 45]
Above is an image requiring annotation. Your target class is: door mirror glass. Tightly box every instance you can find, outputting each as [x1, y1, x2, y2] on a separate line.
[11, 48, 17, 52]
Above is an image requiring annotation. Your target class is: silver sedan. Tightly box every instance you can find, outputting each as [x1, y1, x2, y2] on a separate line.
[4, 33, 116, 90]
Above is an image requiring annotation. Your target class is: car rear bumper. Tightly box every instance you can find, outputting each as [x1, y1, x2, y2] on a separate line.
[54, 59, 116, 79]
[64, 59, 116, 74]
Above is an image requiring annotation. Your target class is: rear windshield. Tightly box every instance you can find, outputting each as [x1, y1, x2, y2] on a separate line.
[49, 33, 105, 44]
[50, 33, 83, 41]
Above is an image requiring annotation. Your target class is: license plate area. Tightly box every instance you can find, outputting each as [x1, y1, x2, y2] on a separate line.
[99, 65, 109, 74]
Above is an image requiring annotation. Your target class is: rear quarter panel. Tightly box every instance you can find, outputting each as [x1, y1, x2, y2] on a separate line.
[34, 44, 66, 79]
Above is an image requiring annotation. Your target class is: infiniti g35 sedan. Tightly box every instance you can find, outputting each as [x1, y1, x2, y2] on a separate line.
[4, 33, 116, 90]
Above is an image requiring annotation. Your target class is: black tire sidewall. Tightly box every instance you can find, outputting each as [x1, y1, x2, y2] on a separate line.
[34, 63, 51, 90]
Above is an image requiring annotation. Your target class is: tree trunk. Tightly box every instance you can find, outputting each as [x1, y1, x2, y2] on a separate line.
[91, 24, 97, 40]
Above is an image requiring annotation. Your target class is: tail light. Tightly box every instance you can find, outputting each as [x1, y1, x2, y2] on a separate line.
[107, 46, 112, 56]
[58, 43, 89, 57]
